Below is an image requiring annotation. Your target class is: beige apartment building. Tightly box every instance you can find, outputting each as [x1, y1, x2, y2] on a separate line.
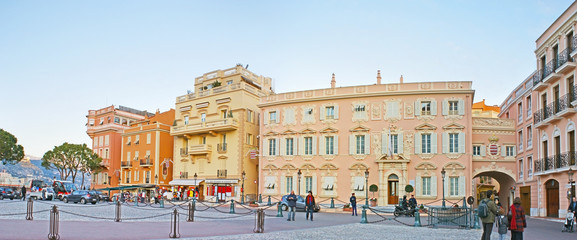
[171, 65, 273, 202]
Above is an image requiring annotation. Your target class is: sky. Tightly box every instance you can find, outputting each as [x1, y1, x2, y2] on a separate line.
[0, 0, 575, 158]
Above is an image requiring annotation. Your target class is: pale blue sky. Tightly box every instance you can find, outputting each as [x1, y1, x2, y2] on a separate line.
[0, 0, 574, 157]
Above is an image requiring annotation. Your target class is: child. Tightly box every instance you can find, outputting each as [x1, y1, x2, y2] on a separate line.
[496, 208, 508, 240]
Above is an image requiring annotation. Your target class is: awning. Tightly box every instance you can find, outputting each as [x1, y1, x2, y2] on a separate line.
[168, 179, 204, 186]
[205, 179, 239, 184]
[96, 184, 156, 191]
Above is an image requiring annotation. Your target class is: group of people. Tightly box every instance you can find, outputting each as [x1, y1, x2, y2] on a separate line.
[480, 190, 527, 240]
[284, 190, 316, 221]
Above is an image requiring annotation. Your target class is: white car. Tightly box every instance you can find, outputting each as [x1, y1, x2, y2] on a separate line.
[29, 187, 54, 200]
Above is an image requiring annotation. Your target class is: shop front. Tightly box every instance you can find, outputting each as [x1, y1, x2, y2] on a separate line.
[168, 179, 204, 201]
[205, 179, 239, 202]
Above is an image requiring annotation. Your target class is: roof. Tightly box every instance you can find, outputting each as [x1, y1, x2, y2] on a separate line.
[472, 99, 500, 113]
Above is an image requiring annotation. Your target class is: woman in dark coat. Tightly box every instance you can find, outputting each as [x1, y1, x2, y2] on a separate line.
[508, 197, 527, 240]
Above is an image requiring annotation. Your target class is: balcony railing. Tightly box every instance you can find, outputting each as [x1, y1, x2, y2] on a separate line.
[533, 103, 554, 125]
[121, 161, 132, 168]
[557, 48, 573, 68]
[180, 148, 188, 156]
[534, 151, 576, 173]
[217, 143, 227, 153]
[217, 169, 227, 178]
[140, 158, 153, 167]
[171, 118, 239, 135]
[544, 59, 557, 79]
[532, 69, 543, 87]
[189, 144, 212, 154]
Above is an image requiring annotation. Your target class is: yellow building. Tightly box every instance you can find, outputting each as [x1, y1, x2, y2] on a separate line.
[171, 65, 273, 202]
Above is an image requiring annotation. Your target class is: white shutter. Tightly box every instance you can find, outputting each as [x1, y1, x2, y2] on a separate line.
[334, 135, 339, 154]
[320, 136, 326, 156]
[293, 137, 298, 156]
[442, 100, 448, 116]
[263, 138, 269, 156]
[458, 99, 465, 115]
[481, 145, 486, 157]
[312, 175, 318, 195]
[275, 138, 280, 156]
[365, 134, 371, 154]
[513, 146, 517, 156]
[264, 111, 269, 125]
[312, 136, 317, 155]
[386, 102, 393, 118]
[442, 133, 449, 154]
[431, 176, 437, 197]
[414, 133, 421, 154]
[398, 133, 404, 154]
[275, 109, 280, 123]
[432, 133, 438, 154]
[382, 132, 389, 154]
[300, 136, 305, 155]
[320, 106, 325, 121]
[431, 100, 437, 115]
[501, 146, 507, 157]
[393, 102, 399, 118]
[458, 176, 466, 197]
[415, 176, 422, 197]
[349, 135, 355, 154]
[444, 175, 449, 197]
[280, 137, 285, 156]
[458, 132, 465, 153]
[414, 101, 421, 116]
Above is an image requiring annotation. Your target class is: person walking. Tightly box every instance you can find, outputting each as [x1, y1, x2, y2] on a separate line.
[305, 191, 315, 221]
[496, 208, 508, 240]
[350, 193, 358, 216]
[508, 197, 527, 240]
[569, 196, 577, 213]
[21, 185, 26, 201]
[286, 190, 297, 221]
[480, 190, 498, 240]
[409, 194, 417, 209]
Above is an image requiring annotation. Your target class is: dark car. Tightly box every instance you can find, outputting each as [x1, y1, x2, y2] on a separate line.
[62, 190, 98, 204]
[0, 187, 16, 200]
[279, 194, 320, 212]
[89, 190, 110, 202]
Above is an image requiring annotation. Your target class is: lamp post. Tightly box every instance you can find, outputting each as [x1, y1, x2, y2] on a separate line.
[569, 168, 574, 200]
[155, 174, 158, 184]
[108, 176, 112, 186]
[241, 171, 246, 204]
[297, 169, 302, 195]
[194, 173, 198, 200]
[364, 169, 369, 207]
[441, 167, 446, 208]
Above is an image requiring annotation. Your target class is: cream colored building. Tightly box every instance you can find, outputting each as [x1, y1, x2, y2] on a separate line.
[171, 65, 273, 202]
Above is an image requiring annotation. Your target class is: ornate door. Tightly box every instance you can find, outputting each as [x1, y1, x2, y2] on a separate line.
[388, 174, 399, 205]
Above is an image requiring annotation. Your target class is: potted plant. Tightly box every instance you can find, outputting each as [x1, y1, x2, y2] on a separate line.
[419, 204, 427, 214]
[249, 201, 259, 207]
[369, 184, 378, 207]
[343, 203, 352, 212]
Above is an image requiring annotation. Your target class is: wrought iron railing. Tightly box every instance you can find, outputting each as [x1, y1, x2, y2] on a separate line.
[544, 59, 557, 79]
[140, 158, 153, 166]
[535, 151, 577, 173]
[533, 103, 554, 124]
[532, 69, 543, 86]
[121, 161, 132, 167]
[572, 35, 577, 53]
[557, 48, 573, 68]
[217, 169, 227, 178]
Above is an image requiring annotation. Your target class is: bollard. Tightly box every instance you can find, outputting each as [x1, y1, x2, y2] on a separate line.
[330, 197, 335, 209]
[276, 203, 283, 217]
[26, 197, 33, 220]
[160, 198, 165, 208]
[115, 200, 122, 222]
[187, 201, 195, 222]
[360, 205, 368, 224]
[267, 196, 271, 206]
[255, 208, 265, 233]
[229, 200, 236, 214]
[113, 195, 117, 204]
[169, 209, 180, 238]
[473, 209, 481, 229]
[258, 194, 262, 204]
[48, 205, 59, 240]
[134, 196, 138, 206]
[414, 210, 422, 227]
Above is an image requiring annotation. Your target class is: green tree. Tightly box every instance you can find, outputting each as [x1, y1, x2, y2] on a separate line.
[0, 129, 25, 165]
[42, 143, 101, 185]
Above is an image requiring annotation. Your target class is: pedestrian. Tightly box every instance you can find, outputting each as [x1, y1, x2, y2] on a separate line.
[568, 196, 577, 213]
[409, 194, 417, 209]
[508, 197, 527, 240]
[21, 185, 26, 201]
[496, 208, 508, 240]
[350, 193, 357, 216]
[305, 191, 315, 221]
[286, 190, 297, 221]
[480, 190, 498, 240]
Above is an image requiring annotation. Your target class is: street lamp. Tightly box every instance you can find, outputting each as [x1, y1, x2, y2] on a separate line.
[364, 169, 369, 207]
[569, 168, 574, 200]
[241, 171, 246, 204]
[108, 176, 112, 186]
[297, 169, 302, 195]
[441, 167, 446, 208]
[155, 174, 158, 184]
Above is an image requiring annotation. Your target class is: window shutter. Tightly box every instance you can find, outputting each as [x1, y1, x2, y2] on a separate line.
[414, 133, 421, 154]
[280, 137, 285, 156]
[293, 137, 298, 156]
[263, 138, 269, 156]
[275, 138, 280, 156]
[458, 132, 465, 153]
[481, 145, 486, 157]
[442, 100, 448, 116]
[431, 100, 437, 115]
[264, 111, 269, 125]
[382, 132, 389, 154]
[513, 146, 516, 156]
[432, 133, 438, 154]
[312, 136, 317, 155]
[415, 176, 422, 197]
[398, 133, 404, 154]
[334, 105, 339, 119]
[349, 135, 355, 155]
[275, 109, 280, 123]
[458, 176, 466, 196]
[300, 136, 305, 155]
[312, 176, 318, 195]
[444, 175, 449, 197]
[442, 133, 449, 154]
[320, 136, 326, 156]
[393, 102, 400, 118]
[431, 176, 437, 197]
[334, 135, 339, 154]
[501, 146, 507, 157]
[365, 134, 371, 154]
[320, 106, 325, 121]
[414, 101, 421, 116]
[458, 99, 465, 115]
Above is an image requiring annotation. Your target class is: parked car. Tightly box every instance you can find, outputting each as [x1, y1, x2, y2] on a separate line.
[89, 190, 109, 202]
[279, 194, 320, 212]
[29, 187, 54, 200]
[62, 190, 97, 204]
[0, 187, 16, 200]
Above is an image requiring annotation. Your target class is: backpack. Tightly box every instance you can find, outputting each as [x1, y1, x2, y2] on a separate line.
[478, 199, 489, 218]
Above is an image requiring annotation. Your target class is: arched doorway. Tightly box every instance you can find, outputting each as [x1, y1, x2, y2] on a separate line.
[545, 179, 560, 218]
[388, 174, 399, 205]
[473, 170, 517, 212]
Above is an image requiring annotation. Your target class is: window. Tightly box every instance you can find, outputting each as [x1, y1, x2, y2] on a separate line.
[145, 171, 151, 184]
[105, 135, 109, 146]
[202, 136, 206, 144]
[391, 134, 399, 154]
[326, 106, 335, 119]
[421, 101, 431, 115]
[247, 110, 253, 123]
[227, 80, 233, 85]
[449, 133, 458, 153]
[114, 117, 120, 124]
[449, 177, 459, 196]
[519, 160, 524, 179]
[184, 116, 189, 125]
[134, 151, 139, 160]
[518, 103, 523, 123]
[99, 136, 103, 147]
[126, 171, 131, 184]
[269, 139, 277, 156]
[104, 149, 109, 159]
[304, 137, 313, 155]
[325, 136, 334, 155]
[222, 109, 228, 119]
[422, 177, 431, 196]
[135, 135, 140, 145]
[305, 177, 313, 193]
[506, 146, 515, 157]
[201, 113, 206, 123]
[286, 138, 294, 155]
[518, 131, 523, 151]
[127, 152, 131, 162]
[528, 156, 533, 176]
[134, 170, 139, 182]
[448, 101, 458, 115]
[100, 117, 104, 125]
[526, 96, 532, 116]
[147, 133, 151, 144]
[473, 146, 481, 156]
[527, 126, 532, 148]
[269, 111, 277, 124]
[356, 135, 365, 154]
[286, 176, 293, 194]
[247, 133, 253, 145]
[421, 134, 431, 154]
[353, 104, 367, 119]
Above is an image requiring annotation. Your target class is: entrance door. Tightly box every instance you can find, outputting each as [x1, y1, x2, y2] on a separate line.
[388, 174, 399, 205]
[520, 186, 531, 216]
[546, 180, 560, 218]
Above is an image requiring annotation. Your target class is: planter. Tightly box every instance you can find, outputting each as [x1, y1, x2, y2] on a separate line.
[343, 207, 352, 212]
[419, 209, 428, 214]
[370, 200, 377, 207]
[249, 203, 259, 207]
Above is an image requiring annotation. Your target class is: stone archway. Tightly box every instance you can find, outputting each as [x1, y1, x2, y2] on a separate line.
[545, 179, 560, 218]
[473, 170, 517, 211]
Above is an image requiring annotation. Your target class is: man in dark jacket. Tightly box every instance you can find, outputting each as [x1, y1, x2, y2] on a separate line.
[21, 185, 26, 201]
[409, 195, 417, 209]
[286, 190, 297, 221]
[305, 191, 315, 221]
[569, 197, 577, 213]
[480, 190, 498, 240]
[350, 193, 357, 216]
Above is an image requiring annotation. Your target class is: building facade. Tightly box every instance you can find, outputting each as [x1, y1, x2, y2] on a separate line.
[86, 105, 152, 189]
[120, 109, 175, 195]
[171, 65, 273, 202]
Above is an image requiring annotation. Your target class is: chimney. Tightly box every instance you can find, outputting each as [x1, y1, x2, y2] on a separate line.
[400, 75, 404, 84]
[377, 70, 381, 84]
[331, 73, 336, 88]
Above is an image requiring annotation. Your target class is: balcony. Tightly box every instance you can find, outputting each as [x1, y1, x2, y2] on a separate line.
[217, 169, 227, 178]
[175, 81, 267, 103]
[533, 103, 556, 128]
[140, 158, 153, 167]
[556, 48, 576, 74]
[542, 60, 561, 83]
[180, 148, 188, 156]
[120, 161, 132, 168]
[99, 159, 110, 168]
[217, 143, 227, 153]
[556, 93, 577, 117]
[171, 118, 239, 136]
[188, 144, 212, 155]
[571, 35, 577, 58]
[532, 69, 547, 91]
[534, 152, 577, 174]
